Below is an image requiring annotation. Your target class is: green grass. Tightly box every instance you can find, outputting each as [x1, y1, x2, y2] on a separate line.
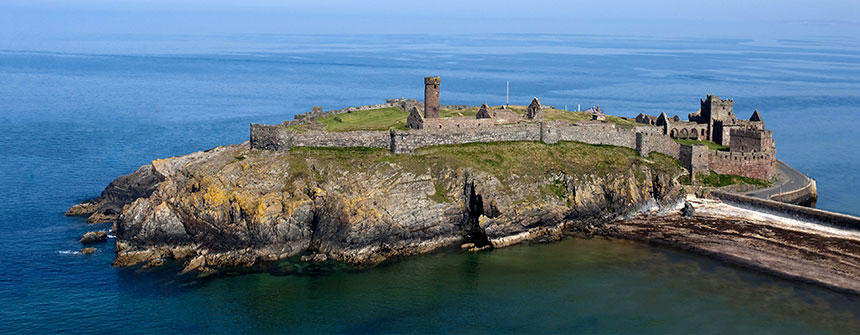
[439, 107, 480, 118]
[288, 141, 683, 178]
[286, 105, 645, 133]
[694, 171, 771, 188]
[544, 109, 593, 123]
[287, 107, 409, 132]
[429, 182, 451, 203]
[541, 179, 567, 201]
[544, 109, 645, 127]
[674, 139, 729, 151]
[282, 141, 685, 201]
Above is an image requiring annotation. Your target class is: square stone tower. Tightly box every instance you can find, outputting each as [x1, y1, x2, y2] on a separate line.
[424, 76, 441, 119]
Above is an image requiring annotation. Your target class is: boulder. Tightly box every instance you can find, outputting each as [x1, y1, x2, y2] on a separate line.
[79, 247, 96, 254]
[80, 231, 108, 244]
[681, 202, 695, 218]
[181, 255, 207, 274]
[144, 259, 164, 268]
[300, 253, 329, 263]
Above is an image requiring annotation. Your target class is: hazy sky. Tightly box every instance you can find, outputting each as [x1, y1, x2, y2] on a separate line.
[1, 0, 859, 38]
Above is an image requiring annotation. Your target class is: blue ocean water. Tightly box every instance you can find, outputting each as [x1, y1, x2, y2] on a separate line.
[1, 34, 859, 333]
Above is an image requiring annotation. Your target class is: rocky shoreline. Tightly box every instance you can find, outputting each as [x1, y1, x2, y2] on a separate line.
[67, 141, 684, 273]
[66, 142, 860, 295]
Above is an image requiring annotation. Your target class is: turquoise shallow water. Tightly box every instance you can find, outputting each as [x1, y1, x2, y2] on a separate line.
[1, 34, 860, 333]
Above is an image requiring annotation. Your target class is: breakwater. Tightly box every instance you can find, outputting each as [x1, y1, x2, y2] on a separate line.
[711, 190, 859, 230]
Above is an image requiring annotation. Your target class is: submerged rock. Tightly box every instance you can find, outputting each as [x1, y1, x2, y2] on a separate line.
[300, 254, 328, 263]
[80, 231, 107, 244]
[144, 258, 164, 268]
[79, 247, 96, 254]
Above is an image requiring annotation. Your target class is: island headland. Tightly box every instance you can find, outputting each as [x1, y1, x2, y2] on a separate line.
[68, 77, 860, 294]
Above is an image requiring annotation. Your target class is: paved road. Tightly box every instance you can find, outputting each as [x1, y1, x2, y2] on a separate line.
[745, 160, 809, 199]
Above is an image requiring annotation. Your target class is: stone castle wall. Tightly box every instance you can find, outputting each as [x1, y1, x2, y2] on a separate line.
[637, 133, 682, 158]
[250, 124, 390, 151]
[730, 128, 773, 153]
[679, 145, 711, 179]
[391, 124, 541, 154]
[251, 121, 665, 156]
[252, 118, 776, 181]
[542, 122, 637, 148]
[422, 117, 495, 130]
[707, 150, 777, 180]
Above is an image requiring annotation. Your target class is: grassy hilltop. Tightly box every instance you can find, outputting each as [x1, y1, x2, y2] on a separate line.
[287, 105, 643, 132]
[280, 105, 768, 189]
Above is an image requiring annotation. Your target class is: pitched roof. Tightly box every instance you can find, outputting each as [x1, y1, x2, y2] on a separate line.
[750, 109, 763, 122]
[476, 103, 492, 119]
[657, 112, 669, 126]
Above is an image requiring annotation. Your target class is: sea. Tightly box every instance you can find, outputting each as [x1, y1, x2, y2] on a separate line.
[1, 34, 859, 333]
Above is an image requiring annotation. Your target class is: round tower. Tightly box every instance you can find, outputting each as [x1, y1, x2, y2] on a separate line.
[424, 76, 441, 119]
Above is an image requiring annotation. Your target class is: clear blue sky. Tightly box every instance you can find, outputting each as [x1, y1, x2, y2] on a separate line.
[1, 0, 858, 38]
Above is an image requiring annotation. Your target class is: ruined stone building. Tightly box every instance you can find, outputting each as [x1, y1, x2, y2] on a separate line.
[406, 77, 540, 130]
[635, 94, 776, 180]
[252, 77, 777, 181]
[526, 98, 544, 120]
[636, 94, 769, 148]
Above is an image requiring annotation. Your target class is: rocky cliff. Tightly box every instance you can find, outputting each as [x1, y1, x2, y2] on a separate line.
[69, 141, 684, 272]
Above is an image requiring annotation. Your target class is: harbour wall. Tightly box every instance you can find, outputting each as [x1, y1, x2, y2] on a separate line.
[711, 191, 858, 230]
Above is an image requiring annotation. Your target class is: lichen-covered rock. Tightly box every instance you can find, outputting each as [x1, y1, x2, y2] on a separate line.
[74, 141, 685, 271]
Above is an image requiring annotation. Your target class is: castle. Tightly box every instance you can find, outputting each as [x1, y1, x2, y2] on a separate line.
[250, 77, 777, 182]
[635, 95, 770, 151]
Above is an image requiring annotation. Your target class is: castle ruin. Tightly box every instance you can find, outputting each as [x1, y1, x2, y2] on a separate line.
[251, 77, 777, 182]
[424, 76, 441, 119]
[635, 94, 776, 180]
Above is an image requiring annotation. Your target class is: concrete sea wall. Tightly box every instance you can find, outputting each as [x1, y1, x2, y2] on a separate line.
[711, 191, 858, 230]
[770, 178, 818, 206]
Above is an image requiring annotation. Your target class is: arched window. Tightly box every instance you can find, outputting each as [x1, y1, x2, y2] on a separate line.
[670, 129, 678, 138]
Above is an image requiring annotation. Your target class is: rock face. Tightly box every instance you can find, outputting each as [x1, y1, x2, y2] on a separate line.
[71, 141, 684, 271]
[80, 231, 108, 244]
[66, 164, 165, 223]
